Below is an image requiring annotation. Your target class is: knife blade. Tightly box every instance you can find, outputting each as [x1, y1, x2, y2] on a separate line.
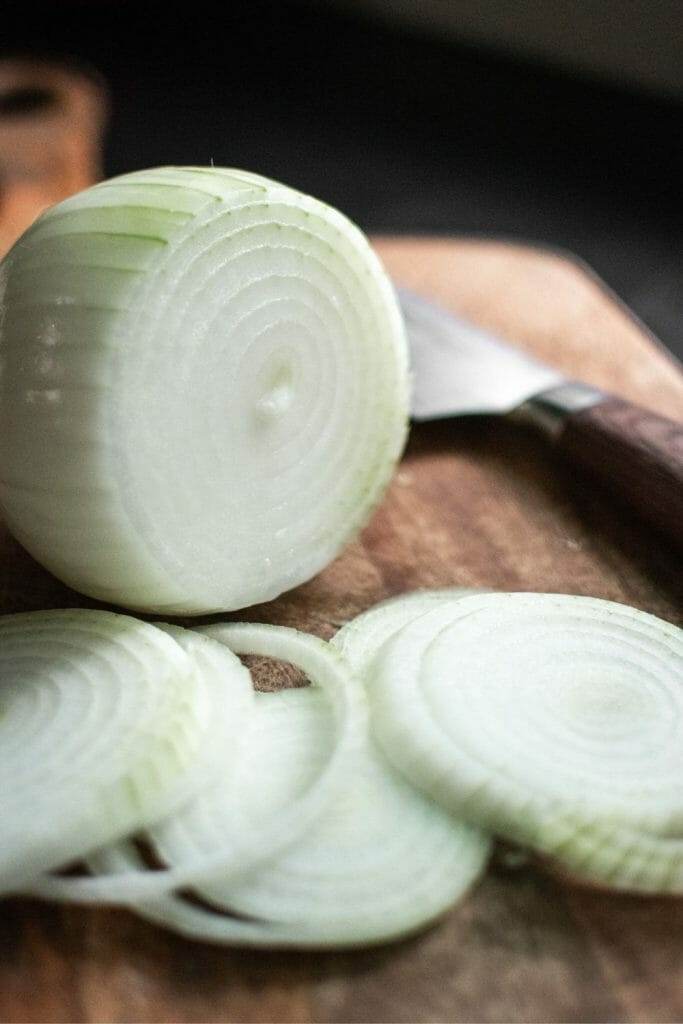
[401, 287, 565, 420]
[399, 287, 683, 547]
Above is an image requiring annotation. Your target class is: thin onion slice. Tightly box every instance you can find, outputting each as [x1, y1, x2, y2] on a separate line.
[369, 592, 683, 892]
[139, 624, 254, 798]
[0, 166, 408, 613]
[332, 587, 482, 676]
[30, 624, 365, 903]
[0, 609, 205, 893]
[538, 810, 683, 894]
[86, 842, 307, 948]
[92, 686, 490, 947]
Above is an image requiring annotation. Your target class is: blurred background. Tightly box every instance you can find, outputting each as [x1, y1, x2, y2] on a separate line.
[1, 0, 682, 356]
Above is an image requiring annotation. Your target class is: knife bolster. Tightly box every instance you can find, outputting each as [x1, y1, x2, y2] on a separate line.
[515, 382, 605, 438]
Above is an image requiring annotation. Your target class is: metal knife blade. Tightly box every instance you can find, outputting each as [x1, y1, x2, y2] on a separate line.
[399, 287, 565, 420]
[399, 285, 683, 549]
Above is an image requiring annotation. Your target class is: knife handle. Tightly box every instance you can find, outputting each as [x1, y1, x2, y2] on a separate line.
[523, 383, 683, 548]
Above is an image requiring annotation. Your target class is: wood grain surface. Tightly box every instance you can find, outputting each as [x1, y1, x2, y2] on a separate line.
[1, 236, 682, 1024]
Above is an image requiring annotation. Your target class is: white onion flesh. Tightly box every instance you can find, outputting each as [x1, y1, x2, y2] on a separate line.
[0, 166, 408, 613]
[30, 624, 365, 902]
[0, 610, 207, 893]
[92, 686, 490, 947]
[538, 812, 683, 893]
[137, 624, 254, 799]
[369, 592, 683, 892]
[331, 587, 482, 676]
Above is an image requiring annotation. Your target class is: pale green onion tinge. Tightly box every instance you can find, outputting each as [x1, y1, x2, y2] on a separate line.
[30, 624, 366, 903]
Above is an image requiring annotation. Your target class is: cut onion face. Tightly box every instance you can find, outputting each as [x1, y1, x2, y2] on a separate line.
[0, 166, 409, 613]
[93, 685, 490, 947]
[0, 610, 208, 894]
[369, 592, 683, 893]
[31, 624, 366, 903]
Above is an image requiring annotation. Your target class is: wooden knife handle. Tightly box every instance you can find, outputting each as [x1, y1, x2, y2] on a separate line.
[524, 384, 683, 547]
[0, 59, 107, 258]
[558, 397, 683, 545]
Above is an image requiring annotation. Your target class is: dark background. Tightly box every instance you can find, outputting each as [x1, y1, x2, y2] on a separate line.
[4, 0, 683, 358]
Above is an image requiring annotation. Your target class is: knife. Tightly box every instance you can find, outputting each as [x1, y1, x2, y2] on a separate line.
[400, 287, 683, 547]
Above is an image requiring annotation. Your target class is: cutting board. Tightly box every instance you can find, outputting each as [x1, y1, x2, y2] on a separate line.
[1, 235, 682, 1023]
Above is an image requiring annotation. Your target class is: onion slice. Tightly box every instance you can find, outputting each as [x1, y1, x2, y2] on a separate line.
[138, 624, 254, 799]
[30, 624, 365, 902]
[0, 609, 206, 893]
[541, 817, 683, 893]
[369, 592, 683, 892]
[332, 587, 481, 676]
[0, 166, 408, 613]
[93, 686, 490, 947]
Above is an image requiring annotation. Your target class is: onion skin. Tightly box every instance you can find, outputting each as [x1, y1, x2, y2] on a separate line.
[0, 166, 409, 613]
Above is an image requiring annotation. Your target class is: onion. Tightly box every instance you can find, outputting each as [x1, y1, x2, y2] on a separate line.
[15, 588, 682, 937]
[92, 686, 490, 947]
[0, 609, 209, 893]
[538, 812, 683, 893]
[369, 592, 683, 892]
[0, 167, 408, 613]
[331, 587, 482, 676]
[139, 623, 255, 796]
[30, 624, 365, 902]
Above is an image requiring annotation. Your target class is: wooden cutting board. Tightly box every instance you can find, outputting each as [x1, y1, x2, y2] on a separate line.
[1, 236, 682, 1024]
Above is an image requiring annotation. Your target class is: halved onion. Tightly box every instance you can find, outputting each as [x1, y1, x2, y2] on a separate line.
[369, 592, 683, 892]
[0, 609, 207, 893]
[0, 166, 408, 613]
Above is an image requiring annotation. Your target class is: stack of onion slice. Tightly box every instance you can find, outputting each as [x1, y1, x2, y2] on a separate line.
[58, 611, 490, 947]
[27, 622, 371, 907]
[368, 592, 683, 894]
[0, 609, 246, 893]
[1, 589, 681, 949]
